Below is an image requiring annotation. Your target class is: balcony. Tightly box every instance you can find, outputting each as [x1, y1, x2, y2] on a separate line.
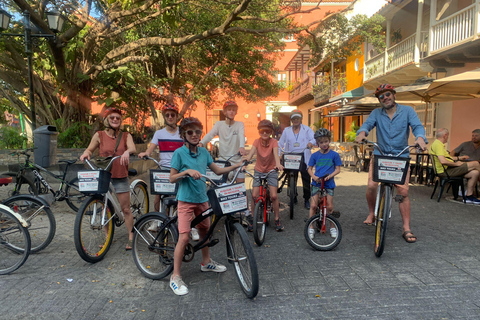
[288, 76, 314, 106]
[313, 76, 347, 106]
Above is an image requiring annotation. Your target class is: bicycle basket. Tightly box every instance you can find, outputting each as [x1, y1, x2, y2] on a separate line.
[373, 155, 410, 184]
[207, 183, 247, 216]
[77, 170, 111, 194]
[282, 153, 304, 171]
[205, 160, 230, 184]
[150, 169, 178, 195]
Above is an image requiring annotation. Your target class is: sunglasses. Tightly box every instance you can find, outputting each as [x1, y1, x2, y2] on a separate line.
[164, 113, 177, 118]
[109, 116, 121, 120]
[378, 92, 392, 100]
[185, 129, 202, 136]
[259, 129, 271, 134]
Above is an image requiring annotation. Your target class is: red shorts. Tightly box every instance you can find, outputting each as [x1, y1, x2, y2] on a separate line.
[177, 201, 210, 234]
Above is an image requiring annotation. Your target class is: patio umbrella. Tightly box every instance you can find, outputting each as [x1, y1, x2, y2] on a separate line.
[425, 68, 480, 96]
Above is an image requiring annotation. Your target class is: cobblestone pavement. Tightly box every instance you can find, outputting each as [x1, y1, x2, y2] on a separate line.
[2, 168, 480, 319]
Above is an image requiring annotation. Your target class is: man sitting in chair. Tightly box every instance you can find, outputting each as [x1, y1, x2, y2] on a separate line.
[430, 128, 480, 205]
[450, 129, 480, 162]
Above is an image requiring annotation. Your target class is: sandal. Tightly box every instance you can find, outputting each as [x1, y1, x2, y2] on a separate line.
[402, 230, 417, 243]
[125, 239, 133, 250]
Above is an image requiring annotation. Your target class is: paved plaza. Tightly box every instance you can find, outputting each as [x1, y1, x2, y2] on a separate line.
[2, 169, 480, 319]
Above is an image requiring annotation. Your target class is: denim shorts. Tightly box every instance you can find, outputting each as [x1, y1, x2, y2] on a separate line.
[252, 170, 278, 188]
[112, 177, 130, 194]
[311, 185, 334, 197]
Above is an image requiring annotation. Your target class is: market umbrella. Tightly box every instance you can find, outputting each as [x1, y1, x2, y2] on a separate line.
[425, 68, 480, 96]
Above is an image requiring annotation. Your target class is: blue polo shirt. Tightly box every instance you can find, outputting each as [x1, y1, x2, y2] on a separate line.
[357, 104, 427, 157]
[170, 145, 213, 203]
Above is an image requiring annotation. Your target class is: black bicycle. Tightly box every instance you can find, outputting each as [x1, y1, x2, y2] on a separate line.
[1, 149, 86, 212]
[132, 161, 259, 299]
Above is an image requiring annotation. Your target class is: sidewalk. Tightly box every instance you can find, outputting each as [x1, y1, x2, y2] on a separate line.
[1, 168, 480, 319]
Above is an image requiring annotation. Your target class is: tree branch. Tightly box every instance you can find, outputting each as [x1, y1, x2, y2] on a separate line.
[87, 56, 150, 76]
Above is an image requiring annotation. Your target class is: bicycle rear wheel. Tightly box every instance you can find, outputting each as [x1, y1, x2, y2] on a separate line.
[0, 207, 31, 275]
[2, 195, 55, 253]
[253, 199, 266, 246]
[374, 184, 391, 257]
[304, 211, 342, 251]
[0, 172, 38, 197]
[132, 213, 178, 280]
[65, 177, 88, 212]
[74, 196, 115, 263]
[226, 222, 259, 299]
[288, 172, 295, 220]
[130, 180, 150, 220]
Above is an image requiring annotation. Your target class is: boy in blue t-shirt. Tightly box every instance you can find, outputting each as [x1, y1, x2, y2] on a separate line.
[307, 129, 342, 239]
[169, 117, 242, 296]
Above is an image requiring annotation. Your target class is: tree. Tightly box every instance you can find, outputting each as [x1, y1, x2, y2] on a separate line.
[0, 0, 328, 135]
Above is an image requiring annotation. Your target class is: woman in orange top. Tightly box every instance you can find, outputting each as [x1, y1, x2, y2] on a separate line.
[80, 107, 137, 250]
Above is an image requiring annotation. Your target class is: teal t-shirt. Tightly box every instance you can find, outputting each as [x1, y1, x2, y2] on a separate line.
[170, 145, 213, 203]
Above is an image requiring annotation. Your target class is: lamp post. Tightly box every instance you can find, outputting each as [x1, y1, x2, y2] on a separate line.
[0, 9, 65, 130]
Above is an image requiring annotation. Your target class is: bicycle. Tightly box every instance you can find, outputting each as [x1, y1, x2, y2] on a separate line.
[132, 161, 259, 299]
[303, 175, 342, 251]
[361, 140, 417, 257]
[0, 176, 31, 275]
[1, 149, 86, 212]
[278, 147, 309, 220]
[243, 168, 277, 246]
[73, 156, 149, 263]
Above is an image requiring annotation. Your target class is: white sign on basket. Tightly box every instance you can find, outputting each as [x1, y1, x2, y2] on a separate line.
[206, 162, 226, 181]
[214, 184, 247, 214]
[377, 158, 407, 183]
[152, 172, 176, 193]
[78, 171, 100, 192]
[284, 154, 302, 170]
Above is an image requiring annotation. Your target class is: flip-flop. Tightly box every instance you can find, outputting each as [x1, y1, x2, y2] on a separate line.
[402, 230, 417, 243]
[125, 239, 133, 250]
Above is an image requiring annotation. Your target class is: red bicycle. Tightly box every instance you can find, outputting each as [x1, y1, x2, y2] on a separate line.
[244, 169, 277, 246]
[304, 175, 342, 251]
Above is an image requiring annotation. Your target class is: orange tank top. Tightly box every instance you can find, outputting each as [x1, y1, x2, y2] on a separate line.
[98, 131, 128, 178]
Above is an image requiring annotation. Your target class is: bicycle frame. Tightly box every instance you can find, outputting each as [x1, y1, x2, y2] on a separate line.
[317, 179, 328, 233]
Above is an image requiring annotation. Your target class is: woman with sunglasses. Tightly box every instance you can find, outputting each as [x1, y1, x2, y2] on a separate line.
[80, 107, 137, 250]
[243, 120, 284, 231]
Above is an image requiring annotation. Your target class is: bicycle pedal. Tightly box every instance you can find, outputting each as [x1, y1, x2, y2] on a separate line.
[207, 239, 219, 247]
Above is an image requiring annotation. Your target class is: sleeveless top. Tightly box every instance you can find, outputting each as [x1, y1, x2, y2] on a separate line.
[98, 131, 128, 178]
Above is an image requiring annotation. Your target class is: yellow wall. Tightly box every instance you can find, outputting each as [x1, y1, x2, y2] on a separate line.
[345, 46, 364, 91]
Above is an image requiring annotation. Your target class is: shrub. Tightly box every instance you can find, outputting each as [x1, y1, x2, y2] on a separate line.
[0, 125, 27, 149]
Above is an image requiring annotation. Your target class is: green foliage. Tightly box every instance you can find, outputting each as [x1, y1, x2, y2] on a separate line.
[312, 119, 327, 131]
[0, 125, 27, 149]
[344, 121, 360, 142]
[54, 119, 91, 148]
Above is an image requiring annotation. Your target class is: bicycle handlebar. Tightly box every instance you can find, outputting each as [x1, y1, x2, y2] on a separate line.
[360, 139, 419, 157]
[181, 160, 250, 188]
[83, 155, 122, 171]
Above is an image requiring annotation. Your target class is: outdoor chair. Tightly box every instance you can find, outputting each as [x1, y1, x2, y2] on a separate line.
[429, 154, 466, 203]
[352, 144, 371, 173]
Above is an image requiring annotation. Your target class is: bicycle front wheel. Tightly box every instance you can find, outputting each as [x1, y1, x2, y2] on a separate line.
[226, 222, 259, 299]
[0, 207, 31, 275]
[374, 184, 391, 257]
[132, 213, 178, 280]
[2, 196, 55, 253]
[74, 196, 115, 263]
[130, 180, 150, 220]
[288, 172, 295, 220]
[253, 199, 266, 246]
[65, 177, 88, 212]
[0, 172, 38, 197]
[304, 212, 342, 251]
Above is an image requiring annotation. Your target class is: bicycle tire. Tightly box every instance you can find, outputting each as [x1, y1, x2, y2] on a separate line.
[0, 172, 38, 197]
[226, 222, 259, 299]
[304, 212, 342, 251]
[2, 195, 55, 253]
[288, 172, 295, 220]
[374, 185, 391, 257]
[130, 180, 150, 220]
[253, 199, 266, 246]
[73, 196, 115, 263]
[0, 207, 31, 275]
[132, 213, 178, 280]
[65, 177, 88, 212]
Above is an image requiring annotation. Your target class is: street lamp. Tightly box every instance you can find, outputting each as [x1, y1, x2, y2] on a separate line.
[0, 9, 66, 130]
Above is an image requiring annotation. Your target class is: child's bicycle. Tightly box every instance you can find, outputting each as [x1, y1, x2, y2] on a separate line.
[243, 168, 277, 246]
[304, 175, 342, 251]
[73, 156, 149, 263]
[360, 140, 418, 257]
[131, 161, 259, 299]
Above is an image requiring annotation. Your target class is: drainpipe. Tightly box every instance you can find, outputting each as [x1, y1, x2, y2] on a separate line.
[414, 0, 424, 63]
[385, 19, 391, 74]
[429, 0, 437, 55]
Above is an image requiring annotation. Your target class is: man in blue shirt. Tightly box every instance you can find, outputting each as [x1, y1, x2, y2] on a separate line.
[355, 84, 427, 243]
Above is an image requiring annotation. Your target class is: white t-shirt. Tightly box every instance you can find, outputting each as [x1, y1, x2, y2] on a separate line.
[150, 128, 184, 167]
[201, 121, 245, 163]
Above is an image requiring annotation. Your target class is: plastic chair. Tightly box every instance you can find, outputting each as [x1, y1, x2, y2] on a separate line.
[430, 154, 466, 203]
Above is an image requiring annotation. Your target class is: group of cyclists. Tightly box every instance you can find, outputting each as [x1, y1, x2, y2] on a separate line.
[78, 83, 428, 295]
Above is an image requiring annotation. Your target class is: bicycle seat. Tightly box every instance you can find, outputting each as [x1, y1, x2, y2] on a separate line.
[163, 197, 177, 207]
[0, 176, 12, 186]
[128, 169, 137, 176]
[59, 159, 77, 165]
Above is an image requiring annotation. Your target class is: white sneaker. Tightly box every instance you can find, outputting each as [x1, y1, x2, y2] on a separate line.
[308, 228, 315, 240]
[170, 275, 188, 296]
[330, 228, 338, 238]
[190, 228, 200, 241]
[201, 259, 227, 273]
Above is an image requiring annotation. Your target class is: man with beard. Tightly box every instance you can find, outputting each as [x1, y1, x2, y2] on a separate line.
[450, 129, 480, 162]
[355, 84, 427, 243]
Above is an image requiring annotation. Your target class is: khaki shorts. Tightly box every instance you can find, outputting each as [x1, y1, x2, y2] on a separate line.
[441, 163, 469, 177]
